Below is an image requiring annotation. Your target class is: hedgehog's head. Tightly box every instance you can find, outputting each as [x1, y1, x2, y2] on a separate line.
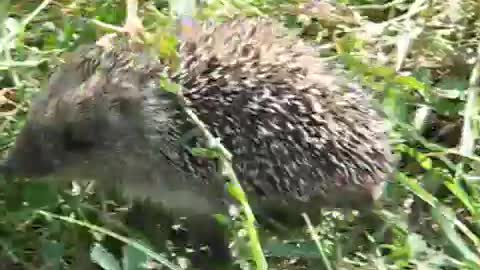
[1, 45, 159, 181]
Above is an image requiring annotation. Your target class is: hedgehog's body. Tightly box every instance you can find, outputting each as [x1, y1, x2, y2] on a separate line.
[2, 18, 393, 268]
[71, 18, 392, 214]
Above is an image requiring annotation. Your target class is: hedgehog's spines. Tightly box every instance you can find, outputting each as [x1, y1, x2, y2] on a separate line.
[171, 17, 393, 203]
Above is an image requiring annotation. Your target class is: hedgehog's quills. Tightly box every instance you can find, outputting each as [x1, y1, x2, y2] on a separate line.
[2, 17, 394, 269]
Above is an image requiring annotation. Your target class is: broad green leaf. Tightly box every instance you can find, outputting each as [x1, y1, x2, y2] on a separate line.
[437, 78, 469, 94]
[264, 240, 322, 259]
[397, 173, 438, 207]
[382, 86, 411, 123]
[21, 182, 58, 209]
[90, 243, 122, 270]
[41, 240, 64, 270]
[432, 206, 480, 264]
[396, 144, 432, 170]
[431, 98, 464, 117]
[394, 75, 427, 93]
[444, 179, 476, 216]
[122, 244, 149, 270]
[371, 66, 396, 78]
[407, 233, 428, 258]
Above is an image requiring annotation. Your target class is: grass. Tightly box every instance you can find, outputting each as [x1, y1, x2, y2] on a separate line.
[2, 0, 480, 269]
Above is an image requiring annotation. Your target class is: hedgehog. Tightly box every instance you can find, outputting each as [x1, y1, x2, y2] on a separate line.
[0, 2, 394, 269]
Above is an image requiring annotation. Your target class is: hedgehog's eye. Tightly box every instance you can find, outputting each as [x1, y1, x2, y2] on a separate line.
[63, 124, 95, 152]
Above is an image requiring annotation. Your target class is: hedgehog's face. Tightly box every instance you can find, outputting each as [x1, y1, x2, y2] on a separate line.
[1, 64, 147, 181]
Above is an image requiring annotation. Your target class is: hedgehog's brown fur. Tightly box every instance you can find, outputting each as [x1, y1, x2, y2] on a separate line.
[2, 17, 394, 268]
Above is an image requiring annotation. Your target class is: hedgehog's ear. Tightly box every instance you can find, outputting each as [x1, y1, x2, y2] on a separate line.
[55, 74, 108, 151]
[48, 45, 99, 97]
[70, 71, 107, 104]
[63, 70, 143, 123]
[57, 71, 108, 126]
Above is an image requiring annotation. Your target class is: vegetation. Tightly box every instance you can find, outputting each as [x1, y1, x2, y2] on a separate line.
[1, 0, 480, 269]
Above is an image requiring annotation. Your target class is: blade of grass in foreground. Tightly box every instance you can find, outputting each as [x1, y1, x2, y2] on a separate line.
[36, 210, 183, 270]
